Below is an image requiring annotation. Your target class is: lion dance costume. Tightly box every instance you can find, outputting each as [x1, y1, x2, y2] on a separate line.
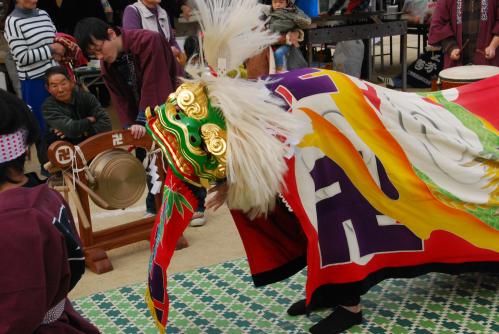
[144, 1, 499, 332]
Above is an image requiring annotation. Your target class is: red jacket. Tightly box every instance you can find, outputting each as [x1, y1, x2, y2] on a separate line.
[0, 184, 99, 333]
[428, 0, 499, 68]
[101, 28, 178, 127]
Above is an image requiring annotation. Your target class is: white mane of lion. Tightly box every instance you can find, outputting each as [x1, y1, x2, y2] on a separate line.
[188, 0, 309, 218]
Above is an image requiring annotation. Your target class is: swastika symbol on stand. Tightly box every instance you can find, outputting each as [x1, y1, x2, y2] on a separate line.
[112, 133, 124, 146]
[55, 146, 73, 164]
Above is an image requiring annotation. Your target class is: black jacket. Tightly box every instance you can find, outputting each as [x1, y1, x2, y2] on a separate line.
[38, 0, 107, 34]
[42, 88, 112, 141]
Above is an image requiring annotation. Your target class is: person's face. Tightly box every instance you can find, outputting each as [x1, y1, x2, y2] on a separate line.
[272, 0, 287, 10]
[46, 73, 74, 104]
[52, 53, 62, 62]
[141, 0, 161, 8]
[15, 0, 38, 10]
[86, 29, 120, 63]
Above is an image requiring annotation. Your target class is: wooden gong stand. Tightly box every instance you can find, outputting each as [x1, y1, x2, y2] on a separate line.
[47, 130, 164, 274]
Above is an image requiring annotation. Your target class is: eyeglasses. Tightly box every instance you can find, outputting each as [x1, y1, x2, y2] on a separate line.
[87, 40, 105, 59]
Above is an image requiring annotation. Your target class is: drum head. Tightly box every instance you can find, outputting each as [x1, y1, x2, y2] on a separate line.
[89, 148, 147, 209]
[439, 65, 499, 82]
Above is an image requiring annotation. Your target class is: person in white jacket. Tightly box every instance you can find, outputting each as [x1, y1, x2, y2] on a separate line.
[122, 0, 183, 61]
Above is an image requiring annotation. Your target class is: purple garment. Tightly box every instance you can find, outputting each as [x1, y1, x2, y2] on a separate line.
[101, 29, 178, 127]
[122, 3, 181, 51]
[428, 0, 499, 68]
[0, 184, 100, 333]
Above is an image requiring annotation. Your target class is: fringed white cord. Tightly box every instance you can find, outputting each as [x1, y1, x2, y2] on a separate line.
[143, 142, 164, 195]
[69, 146, 95, 190]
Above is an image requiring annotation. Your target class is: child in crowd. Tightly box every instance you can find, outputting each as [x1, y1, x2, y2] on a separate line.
[265, 0, 311, 72]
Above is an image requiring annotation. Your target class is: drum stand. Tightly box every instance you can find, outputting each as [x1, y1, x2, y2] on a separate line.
[47, 130, 186, 274]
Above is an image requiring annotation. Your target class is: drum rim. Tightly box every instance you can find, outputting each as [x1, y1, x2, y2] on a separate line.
[439, 77, 486, 83]
[439, 65, 499, 82]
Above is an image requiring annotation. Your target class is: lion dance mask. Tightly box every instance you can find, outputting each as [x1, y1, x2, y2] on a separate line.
[146, 83, 227, 187]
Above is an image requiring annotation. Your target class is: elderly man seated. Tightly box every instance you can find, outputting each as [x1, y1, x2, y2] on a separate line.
[42, 66, 112, 147]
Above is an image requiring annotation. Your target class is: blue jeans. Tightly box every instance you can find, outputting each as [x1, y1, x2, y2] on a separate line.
[21, 79, 50, 169]
[274, 45, 291, 68]
[21, 79, 49, 132]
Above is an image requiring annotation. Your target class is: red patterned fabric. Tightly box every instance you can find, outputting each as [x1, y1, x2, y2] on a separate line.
[54, 32, 88, 80]
[146, 168, 197, 332]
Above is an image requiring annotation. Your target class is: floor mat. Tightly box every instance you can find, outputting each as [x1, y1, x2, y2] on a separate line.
[73, 258, 498, 334]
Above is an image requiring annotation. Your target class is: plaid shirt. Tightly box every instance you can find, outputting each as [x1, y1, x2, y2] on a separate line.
[461, 0, 481, 63]
[441, 0, 481, 64]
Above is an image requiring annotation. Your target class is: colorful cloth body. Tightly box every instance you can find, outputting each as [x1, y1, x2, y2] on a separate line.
[245, 68, 499, 304]
[0, 184, 99, 333]
[146, 68, 499, 332]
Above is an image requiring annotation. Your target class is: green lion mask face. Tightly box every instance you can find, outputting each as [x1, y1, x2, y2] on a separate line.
[145, 82, 227, 187]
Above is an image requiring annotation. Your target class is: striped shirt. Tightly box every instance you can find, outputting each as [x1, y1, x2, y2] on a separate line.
[4, 8, 57, 80]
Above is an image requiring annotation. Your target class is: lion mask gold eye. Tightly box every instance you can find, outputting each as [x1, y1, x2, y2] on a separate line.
[176, 83, 209, 120]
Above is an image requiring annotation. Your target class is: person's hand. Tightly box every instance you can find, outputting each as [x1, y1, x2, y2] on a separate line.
[53, 128, 66, 139]
[181, 4, 192, 21]
[176, 51, 187, 67]
[449, 48, 461, 61]
[86, 116, 96, 123]
[50, 42, 66, 57]
[423, 11, 432, 24]
[288, 31, 300, 47]
[485, 45, 496, 59]
[171, 46, 180, 57]
[129, 124, 146, 139]
[412, 15, 421, 25]
[205, 181, 228, 212]
[52, 53, 62, 62]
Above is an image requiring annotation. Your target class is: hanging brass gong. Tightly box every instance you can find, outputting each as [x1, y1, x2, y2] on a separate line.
[89, 148, 147, 209]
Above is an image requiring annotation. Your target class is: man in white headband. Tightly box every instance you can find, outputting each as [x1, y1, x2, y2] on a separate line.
[0, 90, 100, 333]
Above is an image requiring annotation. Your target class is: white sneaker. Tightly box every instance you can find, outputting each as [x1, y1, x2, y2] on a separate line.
[143, 212, 156, 219]
[190, 211, 207, 227]
[377, 75, 395, 88]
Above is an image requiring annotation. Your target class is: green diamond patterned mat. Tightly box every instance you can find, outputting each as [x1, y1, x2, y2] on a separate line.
[73, 259, 499, 334]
